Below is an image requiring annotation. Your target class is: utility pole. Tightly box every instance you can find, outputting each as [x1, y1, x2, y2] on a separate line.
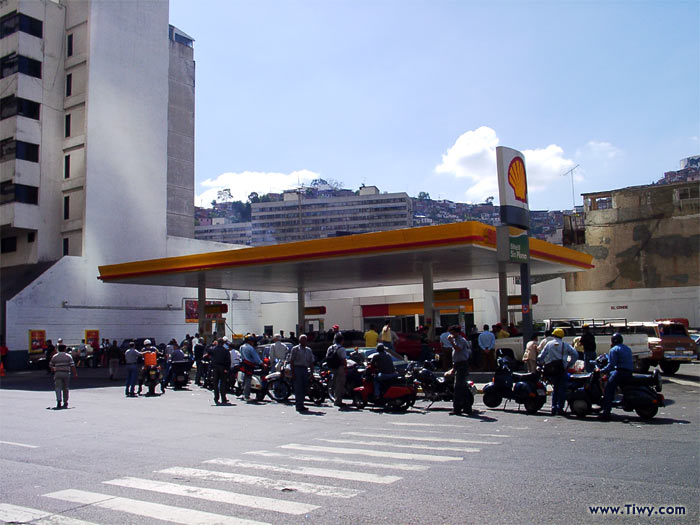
[560, 165, 580, 209]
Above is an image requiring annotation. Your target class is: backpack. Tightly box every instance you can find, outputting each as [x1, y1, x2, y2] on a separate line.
[325, 345, 341, 368]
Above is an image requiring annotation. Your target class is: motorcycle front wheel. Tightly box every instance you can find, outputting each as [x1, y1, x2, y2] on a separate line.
[308, 382, 326, 406]
[268, 380, 290, 402]
[482, 390, 502, 408]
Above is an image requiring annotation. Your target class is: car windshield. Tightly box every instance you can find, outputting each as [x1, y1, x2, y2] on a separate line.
[658, 324, 688, 336]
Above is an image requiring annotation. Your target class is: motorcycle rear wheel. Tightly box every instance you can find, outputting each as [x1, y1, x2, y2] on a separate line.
[352, 392, 366, 410]
[387, 397, 411, 413]
[569, 399, 590, 418]
[635, 406, 658, 420]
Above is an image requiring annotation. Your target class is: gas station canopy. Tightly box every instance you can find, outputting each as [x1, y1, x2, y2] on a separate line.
[98, 222, 593, 293]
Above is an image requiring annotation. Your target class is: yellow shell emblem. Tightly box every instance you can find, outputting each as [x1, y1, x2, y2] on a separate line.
[507, 157, 528, 203]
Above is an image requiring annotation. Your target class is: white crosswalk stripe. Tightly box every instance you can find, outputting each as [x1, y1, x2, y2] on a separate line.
[245, 450, 430, 471]
[0, 503, 97, 525]
[104, 476, 318, 515]
[280, 443, 464, 462]
[44, 489, 269, 525]
[342, 431, 501, 445]
[204, 458, 402, 484]
[157, 466, 361, 498]
[316, 438, 479, 452]
[385, 426, 511, 438]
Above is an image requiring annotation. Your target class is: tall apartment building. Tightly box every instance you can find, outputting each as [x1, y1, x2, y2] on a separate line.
[195, 221, 252, 245]
[0, 0, 240, 366]
[251, 186, 412, 245]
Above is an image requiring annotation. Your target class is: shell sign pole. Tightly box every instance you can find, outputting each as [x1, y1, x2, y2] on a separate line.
[496, 146, 533, 349]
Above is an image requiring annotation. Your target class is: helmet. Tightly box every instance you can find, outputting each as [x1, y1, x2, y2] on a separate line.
[376, 343, 387, 352]
[611, 333, 623, 346]
[552, 328, 565, 338]
[144, 339, 151, 345]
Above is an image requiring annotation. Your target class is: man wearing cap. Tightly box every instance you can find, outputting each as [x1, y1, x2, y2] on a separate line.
[49, 341, 77, 409]
[538, 328, 578, 416]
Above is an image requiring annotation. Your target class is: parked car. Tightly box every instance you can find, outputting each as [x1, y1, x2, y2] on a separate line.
[346, 346, 410, 372]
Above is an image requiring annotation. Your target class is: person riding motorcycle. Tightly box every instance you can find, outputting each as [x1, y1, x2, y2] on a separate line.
[597, 333, 634, 421]
[370, 344, 398, 399]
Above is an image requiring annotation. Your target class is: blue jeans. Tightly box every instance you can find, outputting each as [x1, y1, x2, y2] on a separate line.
[602, 369, 632, 415]
[550, 372, 568, 414]
[292, 366, 309, 411]
[374, 372, 398, 398]
[125, 364, 139, 394]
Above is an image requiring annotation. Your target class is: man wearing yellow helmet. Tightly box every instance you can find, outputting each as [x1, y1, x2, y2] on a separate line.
[538, 328, 578, 416]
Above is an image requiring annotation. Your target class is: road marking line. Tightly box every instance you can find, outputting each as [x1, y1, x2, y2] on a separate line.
[157, 467, 360, 498]
[0, 503, 97, 524]
[667, 377, 698, 387]
[44, 489, 269, 525]
[383, 426, 511, 438]
[104, 477, 318, 515]
[316, 438, 480, 452]
[204, 458, 401, 484]
[390, 422, 464, 428]
[0, 440, 38, 448]
[280, 444, 463, 462]
[342, 431, 501, 445]
[245, 451, 430, 471]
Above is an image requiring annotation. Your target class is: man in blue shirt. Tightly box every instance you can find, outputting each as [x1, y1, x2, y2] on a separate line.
[478, 325, 496, 371]
[240, 335, 262, 402]
[598, 333, 634, 421]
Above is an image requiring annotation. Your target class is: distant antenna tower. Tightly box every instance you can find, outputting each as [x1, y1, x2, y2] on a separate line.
[560, 164, 580, 209]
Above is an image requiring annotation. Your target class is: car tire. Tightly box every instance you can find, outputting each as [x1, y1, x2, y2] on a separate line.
[659, 362, 680, 375]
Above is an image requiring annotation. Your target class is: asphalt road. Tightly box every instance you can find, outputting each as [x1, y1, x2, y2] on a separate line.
[1, 363, 698, 524]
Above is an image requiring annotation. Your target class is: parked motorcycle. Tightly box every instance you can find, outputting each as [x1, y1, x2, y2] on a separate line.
[170, 360, 191, 390]
[143, 365, 161, 396]
[352, 362, 417, 412]
[265, 360, 293, 402]
[567, 355, 664, 420]
[482, 356, 547, 414]
[409, 359, 476, 410]
[232, 358, 270, 401]
[326, 360, 364, 404]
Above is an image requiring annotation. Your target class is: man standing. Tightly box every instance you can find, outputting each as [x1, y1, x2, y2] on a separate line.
[439, 329, 453, 370]
[290, 334, 315, 412]
[49, 343, 77, 409]
[194, 337, 206, 386]
[269, 334, 288, 371]
[478, 324, 496, 371]
[239, 335, 262, 402]
[364, 324, 379, 348]
[538, 328, 578, 416]
[598, 333, 634, 421]
[446, 325, 472, 415]
[327, 332, 347, 409]
[107, 340, 121, 380]
[380, 320, 398, 350]
[124, 341, 141, 397]
[210, 338, 231, 405]
[580, 324, 597, 372]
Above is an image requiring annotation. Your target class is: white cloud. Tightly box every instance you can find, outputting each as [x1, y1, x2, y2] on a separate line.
[434, 126, 575, 205]
[576, 140, 621, 159]
[196, 169, 319, 206]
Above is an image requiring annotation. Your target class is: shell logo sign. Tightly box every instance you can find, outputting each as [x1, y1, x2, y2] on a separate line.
[508, 156, 528, 203]
[497, 146, 530, 229]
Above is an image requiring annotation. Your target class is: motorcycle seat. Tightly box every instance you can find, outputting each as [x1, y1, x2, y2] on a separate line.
[626, 374, 657, 387]
[512, 371, 538, 381]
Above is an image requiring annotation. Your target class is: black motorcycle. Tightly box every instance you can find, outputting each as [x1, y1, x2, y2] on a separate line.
[143, 365, 161, 396]
[482, 356, 547, 414]
[170, 360, 191, 390]
[409, 359, 475, 410]
[568, 355, 664, 420]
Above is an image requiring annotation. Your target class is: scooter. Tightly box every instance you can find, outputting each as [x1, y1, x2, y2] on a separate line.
[143, 365, 161, 396]
[568, 355, 664, 420]
[233, 358, 270, 401]
[410, 359, 477, 410]
[482, 355, 547, 414]
[265, 360, 293, 402]
[352, 363, 417, 412]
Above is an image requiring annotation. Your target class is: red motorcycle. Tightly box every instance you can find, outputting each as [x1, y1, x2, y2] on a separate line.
[352, 363, 417, 412]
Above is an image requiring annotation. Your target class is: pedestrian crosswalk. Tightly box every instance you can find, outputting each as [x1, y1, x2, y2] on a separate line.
[1, 426, 510, 524]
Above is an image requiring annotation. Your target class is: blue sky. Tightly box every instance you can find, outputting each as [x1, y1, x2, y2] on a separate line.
[169, 0, 699, 211]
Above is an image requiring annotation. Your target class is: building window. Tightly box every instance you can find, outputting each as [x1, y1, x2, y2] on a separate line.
[64, 154, 70, 179]
[27, 232, 35, 243]
[0, 138, 37, 162]
[0, 181, 39, 205]
[0, 12, 42, 39]
[0, 95, 40, 120]
[0, 53, 41, 79]
[1, 236, 17, 254]
[63, 195, 70, 220]
[63, 238, 69, 256]
[67, 34, 73, 57]
[65, 73, 72, 96]
[64, 114, 71, 137]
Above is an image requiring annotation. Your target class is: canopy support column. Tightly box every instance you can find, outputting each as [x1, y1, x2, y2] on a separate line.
[498, 262, 508, 327]
[197, 274, 207, 339]
[422, 262, 435, 341]
[297, 287, 305, 337]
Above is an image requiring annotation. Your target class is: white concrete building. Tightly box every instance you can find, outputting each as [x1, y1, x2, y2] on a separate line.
[0, 0, 258, 367]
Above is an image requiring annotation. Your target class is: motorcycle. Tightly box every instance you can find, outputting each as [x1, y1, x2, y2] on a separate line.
[482, 355, 547, 414]
[170, 359, 191, 390]
[352, 362, 417, 412]
[326, 360, 364, 405]
[233, 358, 270, 401]
[568, 355, 664, 420]
[266, 361, 326, 406]
[143, 365, 161, 396]
[409, 359, 476, 410]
